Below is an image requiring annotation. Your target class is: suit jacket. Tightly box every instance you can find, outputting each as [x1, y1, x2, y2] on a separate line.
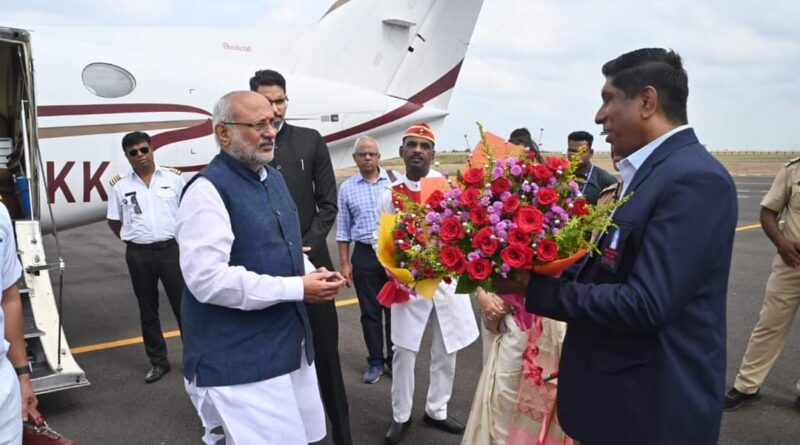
[271, 123, 338, 269]
[526, 129, 737, 445]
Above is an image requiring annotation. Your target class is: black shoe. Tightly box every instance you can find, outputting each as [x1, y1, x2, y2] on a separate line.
[384, 360, 393, 378]
[423, 413, 465, 434]
[145, 365, 171, 384]
[795, 396, 800, 411]
[724, 388, 760, 411]
[384, 419, 411, 444]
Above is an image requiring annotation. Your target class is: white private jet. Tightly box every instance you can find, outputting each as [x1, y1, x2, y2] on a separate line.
[0, 0, 484, 393]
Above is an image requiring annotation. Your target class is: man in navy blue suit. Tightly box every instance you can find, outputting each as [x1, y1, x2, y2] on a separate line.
[498, 48, 738, 445]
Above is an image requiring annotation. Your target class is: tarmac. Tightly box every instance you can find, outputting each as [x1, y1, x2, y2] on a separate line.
[32, 175, 800, 445]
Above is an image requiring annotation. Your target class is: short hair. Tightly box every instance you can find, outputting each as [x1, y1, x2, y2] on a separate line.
[249, 69, 286, 93]
[602, 48, 688, 124]
[121, 132, 151, 150]
[212, 93, 236, 147]
[353, 135, 380, 152]
[568, 131, 594, 147]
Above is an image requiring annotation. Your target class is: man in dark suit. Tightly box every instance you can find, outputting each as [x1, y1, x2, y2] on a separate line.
[250, 70, 352, 445]
[498, 48, 738, 445]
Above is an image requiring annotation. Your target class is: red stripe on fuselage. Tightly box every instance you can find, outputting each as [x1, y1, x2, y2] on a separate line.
[322, 60, 463, 143]
[151, 119, 212, 150]
[37, 103, 211, 117]
[35, 59, 464, 162]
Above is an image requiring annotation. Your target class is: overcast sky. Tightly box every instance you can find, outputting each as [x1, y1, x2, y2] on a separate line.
[3, 0, 799, 152]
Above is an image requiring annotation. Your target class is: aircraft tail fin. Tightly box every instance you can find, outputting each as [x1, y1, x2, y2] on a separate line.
[293, 0, 484, 110]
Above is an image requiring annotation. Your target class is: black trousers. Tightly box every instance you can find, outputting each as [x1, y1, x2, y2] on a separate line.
[124, 239, 184, 367]
[305, 236, 352, 445]
[306, 301, 352, 445]
[351, 242, 392, 367]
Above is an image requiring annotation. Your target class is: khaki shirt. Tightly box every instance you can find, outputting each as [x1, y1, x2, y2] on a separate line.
[761, 158, 800, 244]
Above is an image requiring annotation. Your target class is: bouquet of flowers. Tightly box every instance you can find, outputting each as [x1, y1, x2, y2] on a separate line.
[376, 125, 626, 443]
[376, 124, 624, 306]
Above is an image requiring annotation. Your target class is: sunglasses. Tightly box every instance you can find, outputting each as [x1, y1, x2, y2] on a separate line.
[127, 146, 150, 157]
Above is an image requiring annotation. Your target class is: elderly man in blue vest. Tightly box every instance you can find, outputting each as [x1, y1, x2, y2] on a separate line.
[175, 90, 347, 445]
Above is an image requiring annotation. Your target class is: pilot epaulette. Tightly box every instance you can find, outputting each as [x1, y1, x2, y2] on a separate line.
[167, 167, 183, 176]
[108, 174, 122, 187]
[784, 156, 800, 167]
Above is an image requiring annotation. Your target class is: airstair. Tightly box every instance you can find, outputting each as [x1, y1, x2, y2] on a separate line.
[1, 27, 89, 393]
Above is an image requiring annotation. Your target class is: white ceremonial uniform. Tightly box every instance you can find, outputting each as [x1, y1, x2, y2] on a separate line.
[176, 167, 325, 445]
[0, 205, 24, 444]
[376, 171, 479, 423]
[106, 164, 185, 243]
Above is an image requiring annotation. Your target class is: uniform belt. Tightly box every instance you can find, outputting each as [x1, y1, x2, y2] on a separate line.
[125, 238, 176, 250]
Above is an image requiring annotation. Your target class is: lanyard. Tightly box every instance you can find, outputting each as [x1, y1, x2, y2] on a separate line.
[580, 165, 594, 195]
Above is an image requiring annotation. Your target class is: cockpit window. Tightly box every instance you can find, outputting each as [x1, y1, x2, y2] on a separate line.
[81, 63, 136, 98]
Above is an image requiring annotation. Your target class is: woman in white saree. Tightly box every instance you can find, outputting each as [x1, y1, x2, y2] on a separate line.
[462, 288, 575, 445]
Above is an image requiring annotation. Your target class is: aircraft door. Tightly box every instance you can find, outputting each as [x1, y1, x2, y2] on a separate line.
[0, 28, 38, 220]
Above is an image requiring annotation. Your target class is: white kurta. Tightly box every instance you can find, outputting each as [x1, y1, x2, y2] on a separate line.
[376, 171, 479, 353]
[176, 167, 324, 445]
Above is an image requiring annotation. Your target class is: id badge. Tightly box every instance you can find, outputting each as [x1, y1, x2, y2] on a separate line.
[599, 224, 631, 274]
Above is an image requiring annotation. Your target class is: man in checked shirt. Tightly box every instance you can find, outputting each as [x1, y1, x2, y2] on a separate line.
[336, 136, 395, 384]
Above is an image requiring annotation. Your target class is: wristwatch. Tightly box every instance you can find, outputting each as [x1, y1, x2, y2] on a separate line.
[14, 363, 32, 377]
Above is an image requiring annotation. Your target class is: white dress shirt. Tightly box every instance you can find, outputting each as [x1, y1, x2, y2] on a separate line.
[106, 165, 186, 244]
[175, 166, 309, 311]
[0, 205, 23, 359]
[618, 125, 692, 196]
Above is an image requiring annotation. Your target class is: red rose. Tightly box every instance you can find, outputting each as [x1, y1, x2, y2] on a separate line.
[500, 245, 528, 269]
[471, 227, 499, 256]
[394, 229, 406, 240]
[526, 150, 539, 161]
[515, 206, 544, 233]
[507, 228, 531, 247]
[536, 188, 559, 206]
[572, 199, 589, 216]
[466, 258, 493, 281]
[462, 167, 485, 187]
[425, 190, 444, 209]
[532, 164, 554, 183]
[469, 206, 488, 225]
[502, 195, 520, 214]
[522, 245, 535, 267]
[536, 239, 559, 262]
[423, 267, 435, 278]
[398, 240, 411, 251]
[460, 187, 480, 207]
[490, 177, 511, 196]
[439, 245, 466, 273]
[546, 157, 569, 171]
[440, 216, 466, 244]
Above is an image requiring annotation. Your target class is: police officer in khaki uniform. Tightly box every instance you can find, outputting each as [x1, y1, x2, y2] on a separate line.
[725, 157, 800, 411]
[107, 131, 186, 384]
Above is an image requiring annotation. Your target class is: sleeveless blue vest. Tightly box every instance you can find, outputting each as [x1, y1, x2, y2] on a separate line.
[181, 151, 313, 387]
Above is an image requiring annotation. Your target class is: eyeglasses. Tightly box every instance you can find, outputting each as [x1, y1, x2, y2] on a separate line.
[127, 146, 150, 157]
[222, 120, 275, 132]
[354, 152, 380, 158]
